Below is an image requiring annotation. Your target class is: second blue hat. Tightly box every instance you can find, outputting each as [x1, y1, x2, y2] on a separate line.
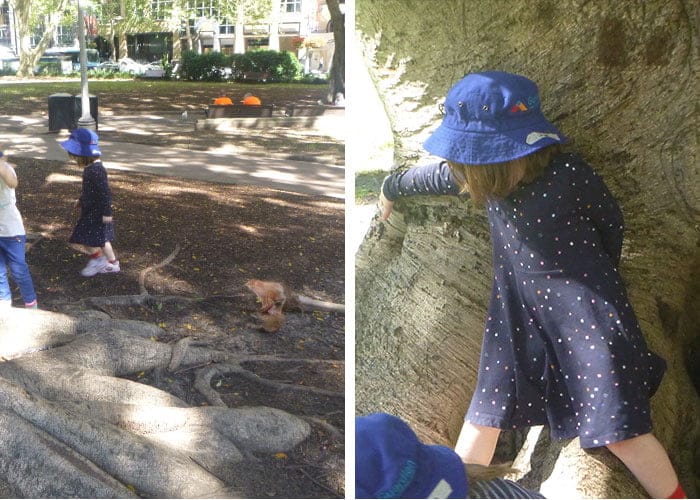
[61, 128, 102, 157]
[356, 413, 468, 499]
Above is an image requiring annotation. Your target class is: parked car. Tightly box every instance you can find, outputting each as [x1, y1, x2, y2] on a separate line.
[118, 57, 146, 75]
[115, 57, 164, 78]
[142, 62, 165, 78]
[97, 60, 120, 72]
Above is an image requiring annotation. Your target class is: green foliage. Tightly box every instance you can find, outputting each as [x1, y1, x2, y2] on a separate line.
[179, 50, 230, 81]
[34, 58, 63, 76]
[237, 50, 302, 82]
[355, 170, 388, 204]
[179, 49, 302, 83]
[89, 68, 135, 79]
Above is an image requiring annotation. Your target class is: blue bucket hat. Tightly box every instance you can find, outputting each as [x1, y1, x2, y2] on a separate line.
[60, 128, 101, 157]
[423, 71, 566, 165]
[356, 413, 468, 499]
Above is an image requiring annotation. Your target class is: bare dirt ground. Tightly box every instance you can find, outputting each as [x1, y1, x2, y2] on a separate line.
[3, 81, 345, 498]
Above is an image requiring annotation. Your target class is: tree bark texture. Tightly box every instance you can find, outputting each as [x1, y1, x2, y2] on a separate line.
[326, 0, 346, 101]
[354, 0, 699, 497]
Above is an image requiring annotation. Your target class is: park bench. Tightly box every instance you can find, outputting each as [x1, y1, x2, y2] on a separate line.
[285, 104, 345, 117]
[205, 104, 275, 118]
[240, 71, 271, 82]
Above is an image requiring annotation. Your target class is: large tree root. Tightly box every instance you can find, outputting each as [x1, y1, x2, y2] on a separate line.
[0, 307, 328, 498]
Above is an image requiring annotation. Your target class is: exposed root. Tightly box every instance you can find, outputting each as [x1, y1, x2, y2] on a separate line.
[194, 365, 227, 407]
[0, 309, 318, 497]
[139, 244, 182, 295]
[193, 360, 344, 404]
[297, 466, 341, 496]
[169, 337, 192, 372]
[301, 416, 344, 441]
[0, 284, 343, 497]
[52, 293, 199, 311]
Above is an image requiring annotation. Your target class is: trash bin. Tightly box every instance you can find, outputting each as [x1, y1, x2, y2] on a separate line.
[48, 93, 75, 132]
[73, 94, 98, 130]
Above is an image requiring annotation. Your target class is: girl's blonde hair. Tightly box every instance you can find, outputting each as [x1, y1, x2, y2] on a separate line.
[447, 144, 562, 205]
[69, 153, 99, 167]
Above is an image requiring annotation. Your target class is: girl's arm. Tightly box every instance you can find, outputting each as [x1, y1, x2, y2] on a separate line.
[380, 161, 462, 220]
[0, 160, 18, 189]
[86, 164, 113, 219]
[382, 161, 461, 201]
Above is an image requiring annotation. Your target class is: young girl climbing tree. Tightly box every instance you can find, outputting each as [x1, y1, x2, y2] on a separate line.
[379, 71, 686, 499]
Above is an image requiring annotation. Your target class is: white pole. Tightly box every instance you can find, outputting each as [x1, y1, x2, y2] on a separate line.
[76, 0, 95, 129]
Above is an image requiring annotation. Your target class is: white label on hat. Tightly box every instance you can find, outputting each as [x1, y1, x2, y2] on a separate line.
[428, 479, 453, 498]
[526, 132, 560, 145]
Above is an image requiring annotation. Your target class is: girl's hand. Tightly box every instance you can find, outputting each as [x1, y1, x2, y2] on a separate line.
[378, 177, 395, 220]
[102, 215, 113, 224]
[379, 191, 394, 220]
[74, 199, 81, 209]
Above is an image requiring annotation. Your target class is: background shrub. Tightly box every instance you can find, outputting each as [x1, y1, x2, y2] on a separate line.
[179, 49, 302, 82]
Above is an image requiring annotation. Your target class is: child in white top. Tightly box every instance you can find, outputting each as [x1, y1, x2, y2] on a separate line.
[0, 152, 37, 308]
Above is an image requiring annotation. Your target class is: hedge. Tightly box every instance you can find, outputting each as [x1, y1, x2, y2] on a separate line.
[179, 49, 302, 82]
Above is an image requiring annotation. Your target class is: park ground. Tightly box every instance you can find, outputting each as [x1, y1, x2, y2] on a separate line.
[1, 79, 345, 498]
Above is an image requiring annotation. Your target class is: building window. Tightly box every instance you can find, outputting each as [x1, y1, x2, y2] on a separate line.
[0, 3, 10, 46]
[280, 0, 301, 14]
[150, 0, 173, 21]
[187, 0, 219, 19]
[55, 25, 74, 46]
[219, 19, 234, 35]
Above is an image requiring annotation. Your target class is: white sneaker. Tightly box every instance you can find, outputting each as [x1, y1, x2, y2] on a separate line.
[80, 256, 108, 276]
[99, 260, 121, 274]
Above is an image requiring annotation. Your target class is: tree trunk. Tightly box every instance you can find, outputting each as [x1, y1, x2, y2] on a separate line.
[11, 0, 72, 77]
[354, 0, 699, 497]
[325, 0, 345, 102]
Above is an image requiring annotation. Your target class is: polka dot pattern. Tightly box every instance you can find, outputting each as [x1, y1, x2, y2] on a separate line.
[69, 161, 115, 247]
[466, 154, 665, 447]
[382, 153, 667, 448]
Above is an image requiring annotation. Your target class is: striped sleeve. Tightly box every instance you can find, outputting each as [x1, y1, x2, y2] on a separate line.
[381, 161, 462, 201]
[468, 478, 545, 498]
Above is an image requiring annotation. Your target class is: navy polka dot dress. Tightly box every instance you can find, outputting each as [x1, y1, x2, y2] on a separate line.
[382, 153, 666, 448]
[69, 160, 115, 248]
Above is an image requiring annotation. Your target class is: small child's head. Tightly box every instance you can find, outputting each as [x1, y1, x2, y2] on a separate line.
[424, 71, 567, 203]
[242, 93, 261, 105]
[213, 96, 233, 105]
[356, 413, 468, 499]
[60, 128, 101, 166]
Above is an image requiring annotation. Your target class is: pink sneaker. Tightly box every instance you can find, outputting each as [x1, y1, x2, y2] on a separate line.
[80, 256, 108, 276]
[99, 260, 121, 274]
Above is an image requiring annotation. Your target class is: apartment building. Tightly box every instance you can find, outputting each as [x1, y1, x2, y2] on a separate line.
[0, 0, 341, 72]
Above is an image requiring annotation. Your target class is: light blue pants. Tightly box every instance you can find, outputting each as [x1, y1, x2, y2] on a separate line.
[0, 235, 37, 306]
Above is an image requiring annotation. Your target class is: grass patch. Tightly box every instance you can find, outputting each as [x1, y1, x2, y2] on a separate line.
[355, 170, 387, 204]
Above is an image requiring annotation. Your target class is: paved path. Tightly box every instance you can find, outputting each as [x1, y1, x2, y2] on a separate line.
[0, 113, 345, 199]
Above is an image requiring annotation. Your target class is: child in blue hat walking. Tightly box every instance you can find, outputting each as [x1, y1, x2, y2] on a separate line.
[356, 412, 543, 499]
[379, 71, 685, 499]
[61, 128, 120, 277]
[0, 152, 37, 309]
